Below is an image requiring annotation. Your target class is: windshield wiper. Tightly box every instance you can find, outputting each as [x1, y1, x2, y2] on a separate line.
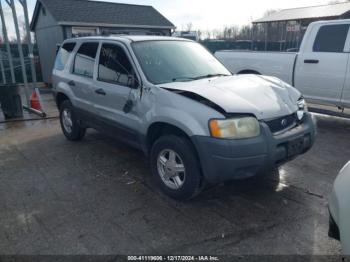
[172, 76, 196, 82]
[193, 74, 231, 80]
[171, 74, 230, 83]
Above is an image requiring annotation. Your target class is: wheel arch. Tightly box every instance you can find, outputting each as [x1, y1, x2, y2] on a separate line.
[56, 92, 70, 109]
[146, 122, 194, 152]
[145, 122, 203, 168]
[237, 69, 261, 75]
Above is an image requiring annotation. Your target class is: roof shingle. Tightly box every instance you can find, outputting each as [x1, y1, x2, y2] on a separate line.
[31, 0, 175, 29]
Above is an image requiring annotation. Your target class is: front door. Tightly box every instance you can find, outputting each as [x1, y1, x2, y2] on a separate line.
[294, 24, 350, 105]
[92, 42, 142, 147]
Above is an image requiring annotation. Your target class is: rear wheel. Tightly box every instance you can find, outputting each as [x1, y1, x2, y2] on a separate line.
[59, 100, 86, 141]
[150, 135, 202, 201]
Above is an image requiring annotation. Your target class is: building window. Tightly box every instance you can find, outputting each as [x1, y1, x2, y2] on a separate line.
[98, 43, 134, 87]
[42, 7, 46, 16]
[73, 42, 99, 78]
[313, 24, 349, 53]
[54, 42, 76, 71]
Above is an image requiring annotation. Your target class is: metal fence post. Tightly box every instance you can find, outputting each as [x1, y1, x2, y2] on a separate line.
[5, 0, 30, 107]
[19, 0, 37, 87]
[0, 0, 15, 83]
[0, 52, 6, 84]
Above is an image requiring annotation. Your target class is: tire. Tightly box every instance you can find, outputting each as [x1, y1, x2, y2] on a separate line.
[150, 135, 202, 201]
[59, 100, 86, 141]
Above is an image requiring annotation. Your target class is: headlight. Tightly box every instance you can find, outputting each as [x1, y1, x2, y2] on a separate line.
[297, 97, 308, 120]
[209, 117, 260, 139]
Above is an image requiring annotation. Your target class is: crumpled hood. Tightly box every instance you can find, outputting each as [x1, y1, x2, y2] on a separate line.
[159, 74, 301, 120]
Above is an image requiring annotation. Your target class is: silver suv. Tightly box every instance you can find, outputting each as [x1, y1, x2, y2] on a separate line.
[52, 36, 316, 200]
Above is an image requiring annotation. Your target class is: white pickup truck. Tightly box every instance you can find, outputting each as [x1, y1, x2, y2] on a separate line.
[215, 19, 350, 109]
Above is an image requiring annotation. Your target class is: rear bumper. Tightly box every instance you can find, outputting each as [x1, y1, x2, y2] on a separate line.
[192, 113, 316, 184]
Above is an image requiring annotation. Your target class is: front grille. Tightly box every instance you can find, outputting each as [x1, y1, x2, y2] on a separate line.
[265, 113, 298, 134]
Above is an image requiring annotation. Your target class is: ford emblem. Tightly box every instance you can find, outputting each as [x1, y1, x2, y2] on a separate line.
[281, 119, 288, 127]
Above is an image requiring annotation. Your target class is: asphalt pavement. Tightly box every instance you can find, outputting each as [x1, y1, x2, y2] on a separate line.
[0, 94, 348, 255]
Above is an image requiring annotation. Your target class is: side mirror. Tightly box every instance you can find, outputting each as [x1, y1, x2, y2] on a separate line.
[127, 75, 139, 89]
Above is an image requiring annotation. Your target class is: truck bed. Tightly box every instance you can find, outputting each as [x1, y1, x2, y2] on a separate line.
[215, 50, 297, 85]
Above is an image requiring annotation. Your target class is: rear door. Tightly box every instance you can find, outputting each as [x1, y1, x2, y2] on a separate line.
[92, 41, 142, 147]
[52, 42, 77, 90]
[294, 23, 350, 105]
[69, 41, 100, 116]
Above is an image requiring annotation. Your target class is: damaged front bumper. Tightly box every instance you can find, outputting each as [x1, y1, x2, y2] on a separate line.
[191, 112, 316, 184]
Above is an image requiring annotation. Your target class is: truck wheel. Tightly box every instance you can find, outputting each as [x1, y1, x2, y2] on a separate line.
[59, 100, 86, 141]
[150, 135, 202, 201]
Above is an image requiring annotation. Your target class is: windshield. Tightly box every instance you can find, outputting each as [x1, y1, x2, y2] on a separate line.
[132, 40, 231, 85]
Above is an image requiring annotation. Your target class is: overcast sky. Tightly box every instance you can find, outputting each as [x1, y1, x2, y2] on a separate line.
[1, 0, 338, 38]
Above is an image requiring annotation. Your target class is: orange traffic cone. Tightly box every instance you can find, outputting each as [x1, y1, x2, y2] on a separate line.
[30, 91, 42, 111]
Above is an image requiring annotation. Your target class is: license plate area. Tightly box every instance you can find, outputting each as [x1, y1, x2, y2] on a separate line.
[287, 137, 304, 157]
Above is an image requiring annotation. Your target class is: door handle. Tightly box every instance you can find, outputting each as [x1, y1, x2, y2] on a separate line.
[304, 59, 319, 64]
[68, 80, 76, 86]
[95, 88, 106, 96]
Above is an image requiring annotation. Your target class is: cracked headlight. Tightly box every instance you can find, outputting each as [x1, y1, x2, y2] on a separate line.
[297, 97, 308, 120]
[209, 117, 260, 139]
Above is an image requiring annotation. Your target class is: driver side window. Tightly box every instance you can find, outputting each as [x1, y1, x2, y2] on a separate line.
[98, 43, 135, 87]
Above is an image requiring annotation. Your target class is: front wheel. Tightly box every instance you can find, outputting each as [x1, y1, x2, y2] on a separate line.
[150, 135, 202, 201]
[59, 100, 86, 141]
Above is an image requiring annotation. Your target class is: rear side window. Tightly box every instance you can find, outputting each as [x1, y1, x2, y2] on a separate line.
[73, 42, 99, 78]
[54, 42, 76, 71]
[313, 24, 349, 53]
[98, 43, 134, 86]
